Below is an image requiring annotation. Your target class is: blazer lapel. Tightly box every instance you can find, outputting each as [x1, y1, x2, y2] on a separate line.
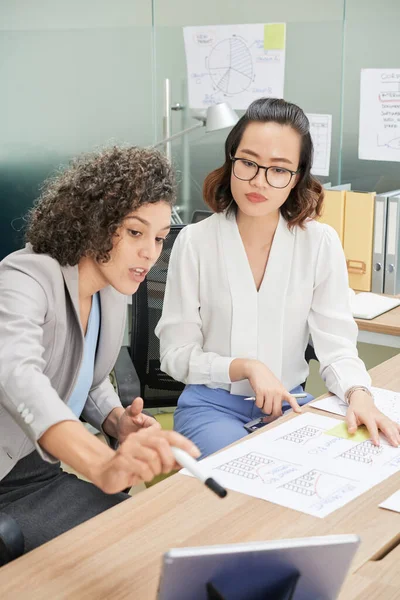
[61, 263, 83, 343]
[60, 265, 84, 399]
[95, 286, 127, 382]
[61, 264, 127, 384]
[61, 264, 80, 322]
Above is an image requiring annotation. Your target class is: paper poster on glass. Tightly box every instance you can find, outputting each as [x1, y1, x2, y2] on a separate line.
[183, 23, 286, 109]
[307, 113, 332, 176]
[359, 68, 400, 162]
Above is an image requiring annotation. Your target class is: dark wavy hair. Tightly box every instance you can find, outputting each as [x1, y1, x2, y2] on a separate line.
[203, 98, 324, 228]
[25, 146, 176, 266]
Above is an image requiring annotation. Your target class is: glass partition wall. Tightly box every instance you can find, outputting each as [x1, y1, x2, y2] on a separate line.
[1, 0, 400, 256]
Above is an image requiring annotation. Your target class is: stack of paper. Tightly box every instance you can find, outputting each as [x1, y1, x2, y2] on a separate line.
[379, 490, 400, 513]
[350, 291, 400, 320]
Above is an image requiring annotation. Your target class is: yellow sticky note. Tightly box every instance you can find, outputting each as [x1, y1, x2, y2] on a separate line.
[325, 421, 371, 442]
[264, 23, 285, 50]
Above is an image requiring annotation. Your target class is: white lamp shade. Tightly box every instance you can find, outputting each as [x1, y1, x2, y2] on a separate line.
[205, 102, 239, 133]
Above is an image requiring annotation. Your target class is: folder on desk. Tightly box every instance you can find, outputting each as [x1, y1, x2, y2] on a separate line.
[343, 191, 376, 291]
[350, 291, 400, 319]
[318, 189, 346, 243]
[384, 194, 400, 295]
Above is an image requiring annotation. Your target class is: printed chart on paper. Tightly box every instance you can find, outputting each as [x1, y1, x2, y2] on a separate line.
[180, 413, 400, 518]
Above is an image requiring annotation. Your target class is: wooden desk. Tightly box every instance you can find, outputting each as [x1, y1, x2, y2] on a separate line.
[1, 356, 400, 599]
[355, 301, 400, 348]
[339, 543, 400, 600]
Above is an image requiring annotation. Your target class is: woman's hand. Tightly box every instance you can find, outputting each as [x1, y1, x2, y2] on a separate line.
[117, 397, 160, 443]
[346, 390, 400, 447]
[92, 428, 200, 494]
[230, 359, 302, 419]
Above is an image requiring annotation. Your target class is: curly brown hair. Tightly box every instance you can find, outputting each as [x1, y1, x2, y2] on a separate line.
[203, 98, 324, 228]
[25, 146, 176, 266]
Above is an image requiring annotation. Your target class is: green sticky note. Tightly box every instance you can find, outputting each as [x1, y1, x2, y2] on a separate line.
[264, 23, 285, 50]
[325, 421, 371, 442]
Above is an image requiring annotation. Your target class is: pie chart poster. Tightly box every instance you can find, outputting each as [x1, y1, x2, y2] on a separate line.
[183, 23, 286, 110]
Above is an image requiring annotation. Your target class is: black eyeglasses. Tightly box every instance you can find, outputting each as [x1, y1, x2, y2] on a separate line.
[231, 156, 299, 189]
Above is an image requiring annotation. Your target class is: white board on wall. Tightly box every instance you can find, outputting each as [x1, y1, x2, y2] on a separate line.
[359, 68, 400, 162]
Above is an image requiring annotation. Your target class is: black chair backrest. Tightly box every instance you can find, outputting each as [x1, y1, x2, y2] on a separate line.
[130, 224, 185, 408]
[190, 209, 212, 223]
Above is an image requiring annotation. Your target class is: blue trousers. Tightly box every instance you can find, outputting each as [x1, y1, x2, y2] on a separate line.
[174, 384, 314, 458]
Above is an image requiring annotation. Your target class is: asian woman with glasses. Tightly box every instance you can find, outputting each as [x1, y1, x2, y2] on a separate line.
[156, 98, 400, 458]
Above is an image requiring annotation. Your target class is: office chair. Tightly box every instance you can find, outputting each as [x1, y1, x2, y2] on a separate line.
[190, 209, 212, 223]
[0, 514, 24, 566]
[114, 225, 186, 410]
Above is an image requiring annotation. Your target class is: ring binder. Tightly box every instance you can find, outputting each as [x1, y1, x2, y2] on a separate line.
[384, 194, 400, 295]
[343, 191, 375, 291]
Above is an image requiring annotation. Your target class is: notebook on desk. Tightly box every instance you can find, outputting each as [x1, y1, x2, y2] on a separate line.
[158, 535, 360, 600]
[350, 291, 400, 320]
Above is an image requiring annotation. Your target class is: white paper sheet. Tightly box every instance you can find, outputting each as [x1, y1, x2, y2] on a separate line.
[307, 113, 332, 176]
[359, 68, 400, 162]
[180, 413, 400, 518]
[183, 23, 286, 109]
[379, 489, 400, 513]
[312, 387, 400, 425]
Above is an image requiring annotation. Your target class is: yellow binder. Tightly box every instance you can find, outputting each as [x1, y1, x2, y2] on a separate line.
[317, 190, 346, 243]
[343, 191, 376, 291]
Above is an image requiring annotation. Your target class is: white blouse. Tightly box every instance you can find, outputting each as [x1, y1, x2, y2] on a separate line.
[155, 211, 371, 401]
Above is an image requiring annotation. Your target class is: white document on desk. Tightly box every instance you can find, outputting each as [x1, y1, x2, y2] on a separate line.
[180, 413, 400, 518]
[312, 387, 400, 425]
[379, 489, 400, 513]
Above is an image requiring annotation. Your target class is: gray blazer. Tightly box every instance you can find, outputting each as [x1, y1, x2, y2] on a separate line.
[0, 244, 127, 481]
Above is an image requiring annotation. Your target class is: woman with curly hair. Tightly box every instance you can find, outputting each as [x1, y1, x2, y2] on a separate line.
[0, 146, 199, 553]
[156, 97, 400, 457]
